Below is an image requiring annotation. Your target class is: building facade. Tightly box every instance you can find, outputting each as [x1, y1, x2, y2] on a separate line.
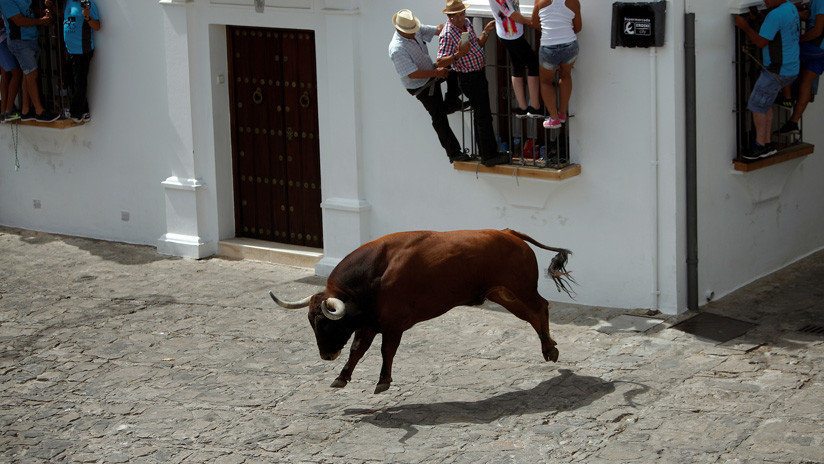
[0, 0, 821, 314]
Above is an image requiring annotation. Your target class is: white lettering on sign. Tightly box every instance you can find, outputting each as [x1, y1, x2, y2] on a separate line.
[623, 18, 652, 36]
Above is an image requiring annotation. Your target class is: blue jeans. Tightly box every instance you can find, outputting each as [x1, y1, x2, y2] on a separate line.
[539, 40, 579, 71]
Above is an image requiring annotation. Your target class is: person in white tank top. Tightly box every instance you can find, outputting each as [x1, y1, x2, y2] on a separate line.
[531, 0, 582, 129]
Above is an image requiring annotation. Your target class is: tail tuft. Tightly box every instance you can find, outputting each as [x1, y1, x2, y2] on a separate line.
[547, 249, 577, 298]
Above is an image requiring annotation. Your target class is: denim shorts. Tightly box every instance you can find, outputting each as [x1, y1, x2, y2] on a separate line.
[6, 39, 39, 74]
[747, 70, 796, 114]
[0, 40, 19, 72]
[800, 42, 824, 76]
[539, 40, 579, 71]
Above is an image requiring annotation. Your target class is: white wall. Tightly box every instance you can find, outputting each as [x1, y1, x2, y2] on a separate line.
[0, 1, 171, 245]
[692, 0, 824, 304]
[3, 0, 820, 314]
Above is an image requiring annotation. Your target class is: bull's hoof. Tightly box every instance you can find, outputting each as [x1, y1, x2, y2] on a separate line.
[374, 382, 391, 394]
[543, 347, 560, 362]
[330, 378, 348, 388]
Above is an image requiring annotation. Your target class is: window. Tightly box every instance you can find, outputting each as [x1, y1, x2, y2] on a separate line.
[733, 9, 814, 171]
[454, 15, 574, 171]
[7, 1, 77, 126]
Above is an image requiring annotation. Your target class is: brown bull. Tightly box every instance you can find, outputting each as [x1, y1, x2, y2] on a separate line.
[269, 229, 573, 393]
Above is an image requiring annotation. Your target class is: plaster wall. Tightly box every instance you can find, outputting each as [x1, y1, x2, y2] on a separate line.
[690, 0, 824, 305]
[0, 1, 171, 246]
[3, 0, 821, 315]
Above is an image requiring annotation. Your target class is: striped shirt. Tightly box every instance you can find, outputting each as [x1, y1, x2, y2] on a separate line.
[438, 18, 486, 73]
[389, 25, 438, 90]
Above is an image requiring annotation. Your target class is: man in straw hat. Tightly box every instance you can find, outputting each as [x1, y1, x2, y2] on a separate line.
[389, 8, 470, 163]
[437, 0, 508, 166]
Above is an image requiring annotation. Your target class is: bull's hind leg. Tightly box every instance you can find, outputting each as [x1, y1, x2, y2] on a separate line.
[331, 328, 376, 388]
[487, 287, 559, 362]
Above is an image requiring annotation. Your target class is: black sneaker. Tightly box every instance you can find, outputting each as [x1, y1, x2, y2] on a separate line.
[775, 95, 794, 112]
[742, 143, 777, 160]
[514, 107, 528, 119]
[35, 110, 60, 122]
[526, 106, 544, 118]
[2, 108, 21, 122]
[481, 153, 510, 167]
[446, 99, 470, 114]
[449, 152, 471, 163]
[776, 120, 799, 136]
[20, 110, 36, 121]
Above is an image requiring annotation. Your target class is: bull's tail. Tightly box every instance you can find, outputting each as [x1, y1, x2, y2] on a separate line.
[506, 229, 576, 297]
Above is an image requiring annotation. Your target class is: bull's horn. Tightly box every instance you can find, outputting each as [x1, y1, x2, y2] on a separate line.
[269, 291, 311, 309]
[321, 298, 346, 320]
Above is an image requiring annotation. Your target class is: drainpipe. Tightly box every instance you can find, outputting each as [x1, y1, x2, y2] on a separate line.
[685, 13, 698, 311]
[650, 46, 660, 312]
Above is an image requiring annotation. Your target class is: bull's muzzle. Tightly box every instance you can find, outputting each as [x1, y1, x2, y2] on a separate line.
[321, 350, 342, 361]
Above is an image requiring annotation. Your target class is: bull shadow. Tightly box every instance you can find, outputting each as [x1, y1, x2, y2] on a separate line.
[345, 369, 620, 442]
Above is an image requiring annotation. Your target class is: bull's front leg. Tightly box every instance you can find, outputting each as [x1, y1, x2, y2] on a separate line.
[331, 328, 377, 388]
[374, 331, 403, 394]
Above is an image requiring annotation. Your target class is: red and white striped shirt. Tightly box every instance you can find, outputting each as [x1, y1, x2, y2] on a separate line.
[438, 18, 486, 73]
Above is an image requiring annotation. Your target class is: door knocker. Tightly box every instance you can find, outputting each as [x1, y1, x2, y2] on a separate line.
[252, 87, 264, 105]
[299, 91, 310, 109]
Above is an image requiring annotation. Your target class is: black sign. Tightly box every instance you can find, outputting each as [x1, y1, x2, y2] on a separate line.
[611, 1, 666, 48]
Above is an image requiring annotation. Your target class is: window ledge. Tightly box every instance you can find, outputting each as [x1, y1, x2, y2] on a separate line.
[733, 142, 813, 172]
[10, 119, 86, 129]
[453, 161, 581, 181]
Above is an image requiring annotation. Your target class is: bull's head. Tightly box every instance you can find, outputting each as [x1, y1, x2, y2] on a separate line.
[269, 291, 357, 361]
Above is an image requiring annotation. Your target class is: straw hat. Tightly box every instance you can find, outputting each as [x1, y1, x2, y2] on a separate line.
[443, 0, 469, 14]
[392, 9, 421, 34]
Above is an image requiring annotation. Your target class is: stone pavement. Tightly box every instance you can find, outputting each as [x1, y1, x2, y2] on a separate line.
[1, 226, 823, 464]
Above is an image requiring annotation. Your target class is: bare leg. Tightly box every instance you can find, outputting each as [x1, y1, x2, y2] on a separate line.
[512, 76, 527, 110]
[539, 67, 559, 119]
[789, 68, 818, 124]
[331, 328, 377, 388]
[752, 108, 772, 146]
[558, 62, 575, 115]
[22, 70, 45, 115]
[527, 75, 541, 109]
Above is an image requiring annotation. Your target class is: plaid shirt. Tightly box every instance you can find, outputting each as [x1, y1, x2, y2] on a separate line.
[438, 18, 486, 73]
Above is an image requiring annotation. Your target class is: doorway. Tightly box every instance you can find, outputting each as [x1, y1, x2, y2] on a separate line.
[227, 26, 323, 248]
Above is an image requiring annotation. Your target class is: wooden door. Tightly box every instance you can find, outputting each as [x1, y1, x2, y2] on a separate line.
[228, 26, 323, 248]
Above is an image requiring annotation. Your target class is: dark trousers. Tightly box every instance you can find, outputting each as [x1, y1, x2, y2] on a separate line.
[67, 51, 93, 116]
[408, 79, 462, 158]
[455, 70, 497, 159]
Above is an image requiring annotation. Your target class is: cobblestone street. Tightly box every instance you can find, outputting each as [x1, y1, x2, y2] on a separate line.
[1, 226, 823, 463]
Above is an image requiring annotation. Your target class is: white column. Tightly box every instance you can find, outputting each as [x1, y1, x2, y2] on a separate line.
[315, 0, 371, 276]
[156, 0, 214, 259]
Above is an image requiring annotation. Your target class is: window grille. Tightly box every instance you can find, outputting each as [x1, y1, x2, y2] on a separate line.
[462, 16, 571, 168]
[733, 11, 805, 161]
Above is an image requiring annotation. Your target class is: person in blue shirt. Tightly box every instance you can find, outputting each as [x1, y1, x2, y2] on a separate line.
[777, 0, 824, 135]
[0, 19, 22, 122]
[62, 0, 100, 122]
[735, 0, 800, 160]
[0, 0, 59, 122]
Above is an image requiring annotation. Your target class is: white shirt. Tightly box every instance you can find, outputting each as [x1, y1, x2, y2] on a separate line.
[539, 0, 577, 46]
[489, 0, 523, 40]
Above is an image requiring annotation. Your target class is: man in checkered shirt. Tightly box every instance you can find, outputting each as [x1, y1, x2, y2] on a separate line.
[389, 9, 469, 164]
[437, 0, 507, 166]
